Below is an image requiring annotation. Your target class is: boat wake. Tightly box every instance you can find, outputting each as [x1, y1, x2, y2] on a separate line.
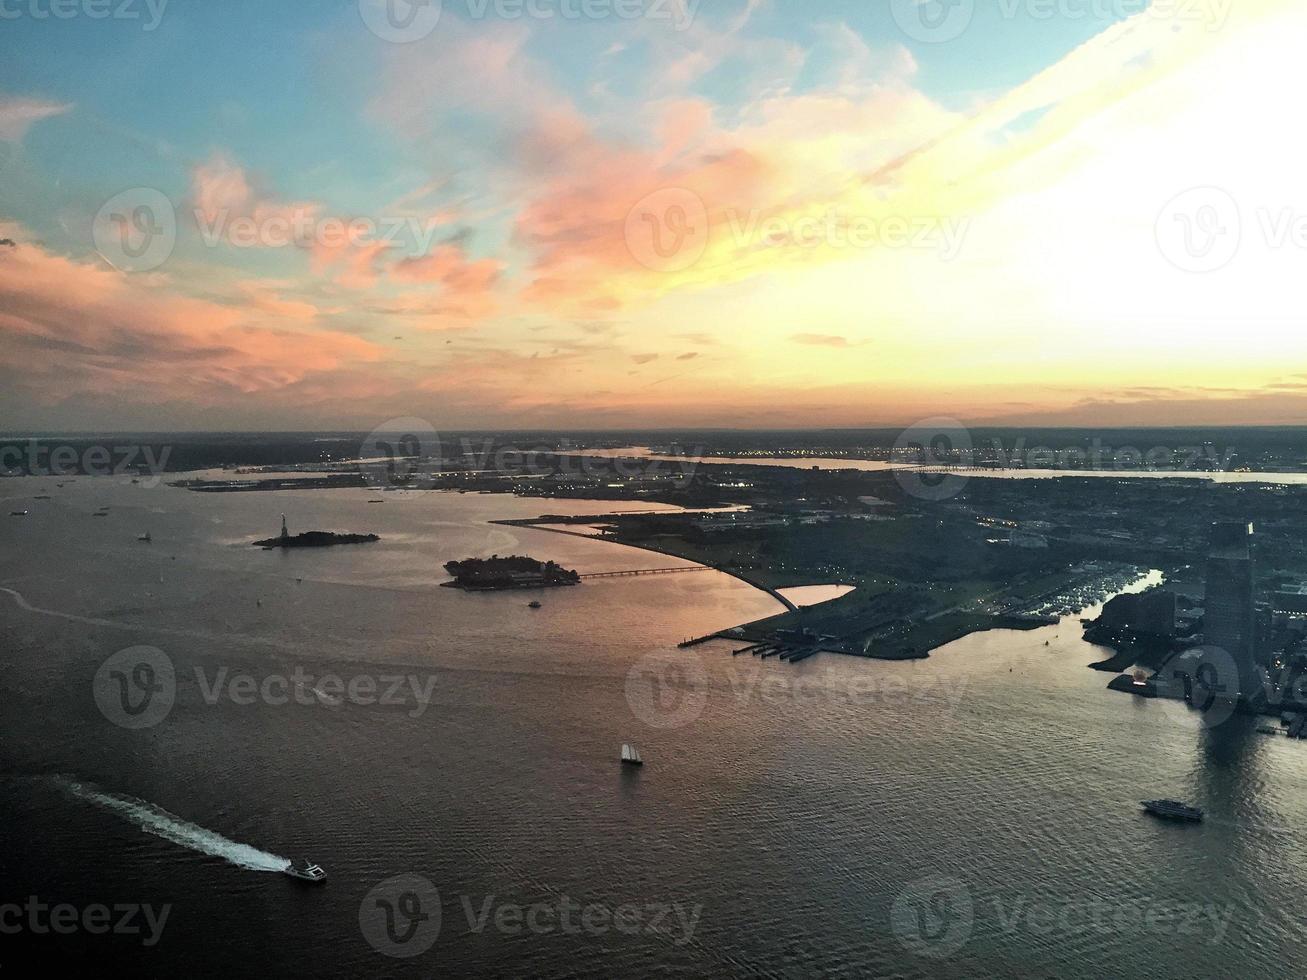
[55, 777, 290, 873]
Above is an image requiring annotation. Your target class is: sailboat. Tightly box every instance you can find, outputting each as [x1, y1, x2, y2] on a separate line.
[620, 743, 643, 767]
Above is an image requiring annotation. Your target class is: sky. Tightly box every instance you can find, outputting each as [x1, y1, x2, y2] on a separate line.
[1, 0, 1304, 431]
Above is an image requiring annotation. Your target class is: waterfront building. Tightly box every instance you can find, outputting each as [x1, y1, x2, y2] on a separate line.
[1205, 521, 1258, 697]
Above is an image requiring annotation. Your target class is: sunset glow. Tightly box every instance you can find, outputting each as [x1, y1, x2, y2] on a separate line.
[2, 0, 1303, 429]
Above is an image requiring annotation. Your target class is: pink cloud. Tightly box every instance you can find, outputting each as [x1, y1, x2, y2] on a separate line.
[0, 237, 379, 407]
[390, 243, 504, 318]
[189, 154, 322, 248]
[0, 96, 72, 142]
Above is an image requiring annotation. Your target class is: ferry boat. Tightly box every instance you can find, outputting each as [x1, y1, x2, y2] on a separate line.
[284, 859, 327, 883]
[620, 743, 643, 767]
[1141, 799, 1203, 822]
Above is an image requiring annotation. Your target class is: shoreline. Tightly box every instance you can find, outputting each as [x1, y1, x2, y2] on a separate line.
[494, 518, 800, 613]
[497, 516, 1014, 661]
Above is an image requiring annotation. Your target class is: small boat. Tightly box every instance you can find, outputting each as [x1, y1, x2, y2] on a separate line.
[528, 600, 542, 609]
[9, 510, 28, 517]
[1141, 799, 1203, 822]
[138, 532, 152, 543]
[621, 743, 643, 767]
[284, 859, 327, 883]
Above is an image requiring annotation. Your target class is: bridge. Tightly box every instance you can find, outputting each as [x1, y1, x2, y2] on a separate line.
[581, 566, 713, 579]
[579, 564, 799, 613]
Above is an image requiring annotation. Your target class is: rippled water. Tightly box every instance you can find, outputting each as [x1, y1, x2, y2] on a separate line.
[0, 475, 1303, 976]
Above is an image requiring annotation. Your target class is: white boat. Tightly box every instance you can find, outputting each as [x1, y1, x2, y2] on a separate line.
[284, 859, 327, 883]
[621, 743, 643, 767]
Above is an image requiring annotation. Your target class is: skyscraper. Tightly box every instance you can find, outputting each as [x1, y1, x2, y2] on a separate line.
[1205, 521, 1257, 697]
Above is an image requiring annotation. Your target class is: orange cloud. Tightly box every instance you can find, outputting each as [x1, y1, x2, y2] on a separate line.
[390, 245, 503, 320]
[190, 154, 322, 249]
[511, 62, 958, 314]
[792, 333, 853, 348]
[0, 237, 380, 407]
